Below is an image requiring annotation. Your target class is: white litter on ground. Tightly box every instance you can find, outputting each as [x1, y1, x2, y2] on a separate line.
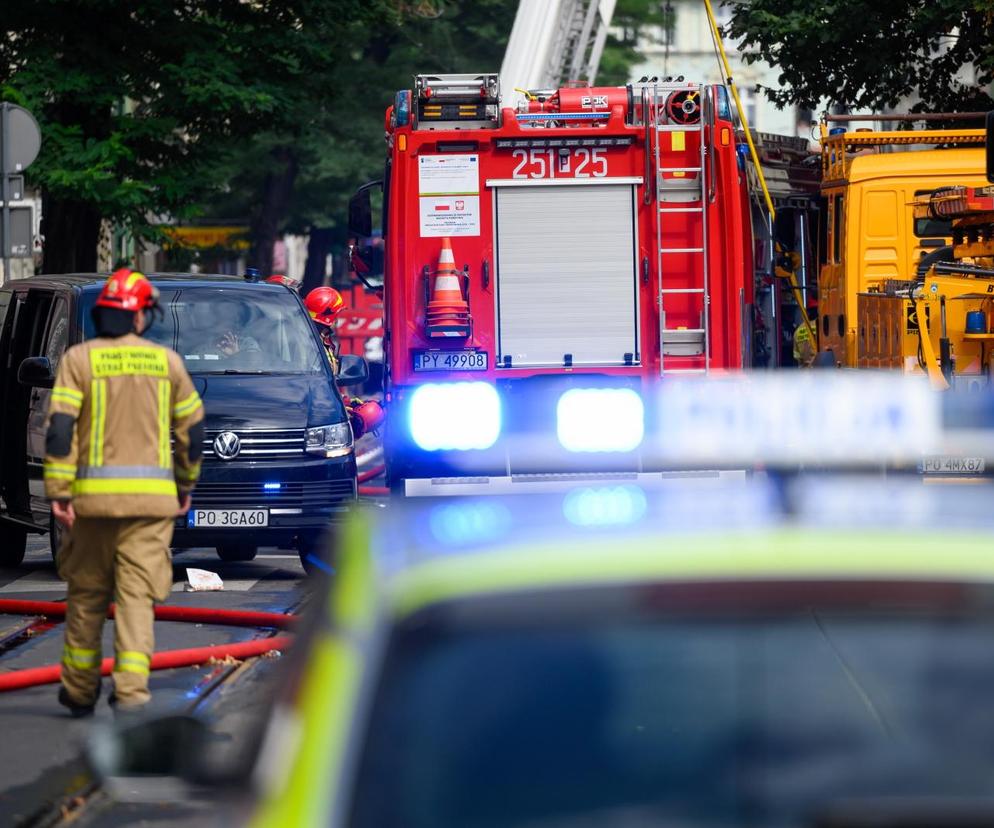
[185, 568, 224, 591]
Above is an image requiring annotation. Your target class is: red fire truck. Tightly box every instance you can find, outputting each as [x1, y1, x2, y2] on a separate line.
[348, 73, 755, 495]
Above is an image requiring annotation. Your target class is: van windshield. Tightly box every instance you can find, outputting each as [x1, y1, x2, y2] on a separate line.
[82, 286, 325, 375]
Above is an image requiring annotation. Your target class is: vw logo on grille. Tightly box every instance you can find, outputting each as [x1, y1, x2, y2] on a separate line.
[213, 431, 241, 460]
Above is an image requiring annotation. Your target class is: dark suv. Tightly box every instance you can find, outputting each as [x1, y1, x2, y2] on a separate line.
[0, 274, 363, 569]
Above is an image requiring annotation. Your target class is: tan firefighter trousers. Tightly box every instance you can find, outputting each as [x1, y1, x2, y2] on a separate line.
[58, 516, 174, 707]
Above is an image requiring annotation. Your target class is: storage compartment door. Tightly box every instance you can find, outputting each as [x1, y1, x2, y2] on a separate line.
[494, 183, 639, 367]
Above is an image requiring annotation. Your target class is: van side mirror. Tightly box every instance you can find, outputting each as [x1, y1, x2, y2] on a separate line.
[987, 111, 994, 184]
[336, 354, 369, 387]
[18, 356, 54, 388]
[348, 180, 382, 239]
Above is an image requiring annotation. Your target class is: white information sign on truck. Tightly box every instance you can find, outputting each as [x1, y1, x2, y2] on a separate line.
[418, 155, 480, 237]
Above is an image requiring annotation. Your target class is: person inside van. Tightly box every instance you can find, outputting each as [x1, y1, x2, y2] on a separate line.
[214, 327, 261, 358]
[190, 300, 264, 363]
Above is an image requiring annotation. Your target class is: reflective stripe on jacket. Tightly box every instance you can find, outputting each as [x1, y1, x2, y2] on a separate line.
[44, 333, 205, 518]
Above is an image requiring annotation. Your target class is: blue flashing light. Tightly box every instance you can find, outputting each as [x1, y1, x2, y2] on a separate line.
[263, 482, 282, 491]
[563, 486, 648, 528]
[395, 89, 411, 127]
[736, 143, 748, 171]
[557, 388, 644, 453]
[429, 501, 512, 548]
[409, 382, 501, 452]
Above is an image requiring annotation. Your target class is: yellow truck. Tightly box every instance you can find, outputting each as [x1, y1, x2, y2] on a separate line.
[815, 118, 988, 372]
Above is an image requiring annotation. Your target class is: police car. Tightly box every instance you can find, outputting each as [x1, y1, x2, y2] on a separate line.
[94, 479, 994, 827]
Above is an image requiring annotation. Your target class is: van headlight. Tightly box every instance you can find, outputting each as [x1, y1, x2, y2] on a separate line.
[306, 423, 353, 458]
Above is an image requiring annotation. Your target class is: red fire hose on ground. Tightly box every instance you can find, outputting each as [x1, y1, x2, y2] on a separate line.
[357, 462, 388, 497]
[357, 464, 384, 484]
[0, 599, 297, 629]
[0, 636, 293, 693]
[0, 600, 295, 693]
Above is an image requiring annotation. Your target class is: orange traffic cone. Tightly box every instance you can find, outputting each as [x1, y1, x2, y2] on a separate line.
[425, 237, 472, 338]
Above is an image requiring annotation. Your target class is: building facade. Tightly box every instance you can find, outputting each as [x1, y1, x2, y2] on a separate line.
[630, 0, 804, 138]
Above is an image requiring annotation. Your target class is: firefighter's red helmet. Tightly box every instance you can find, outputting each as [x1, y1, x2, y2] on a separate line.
[305, 287, 345, 327]
[95, 268, 159, 312]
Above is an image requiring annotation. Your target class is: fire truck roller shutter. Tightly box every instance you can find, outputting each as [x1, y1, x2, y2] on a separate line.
[494, 184, 640, 367]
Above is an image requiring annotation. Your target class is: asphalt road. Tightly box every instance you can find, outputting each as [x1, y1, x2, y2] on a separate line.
[0, 535, 310, 827]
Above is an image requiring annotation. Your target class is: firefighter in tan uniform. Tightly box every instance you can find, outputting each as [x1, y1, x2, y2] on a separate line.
[44, 269, 205, 715]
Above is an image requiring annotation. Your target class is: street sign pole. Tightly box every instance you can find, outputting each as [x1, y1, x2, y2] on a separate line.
[1, 103, 10, 286]
[0, 103, 41, 284]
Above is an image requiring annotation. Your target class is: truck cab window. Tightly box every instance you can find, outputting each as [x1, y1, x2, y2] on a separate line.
[832, 194, 844, 263]
[913, 189, 953, 237]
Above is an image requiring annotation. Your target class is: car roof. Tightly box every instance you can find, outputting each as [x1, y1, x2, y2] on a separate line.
[384, 525, 994, 619]
[338, 482, 994, 622]
[5, 272, 285, 291]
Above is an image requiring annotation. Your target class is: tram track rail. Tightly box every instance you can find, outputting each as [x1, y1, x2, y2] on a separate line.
[40, 636, 284, 828]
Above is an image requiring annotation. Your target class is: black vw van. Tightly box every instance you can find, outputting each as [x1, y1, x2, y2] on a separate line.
[0, 274, 364, 570]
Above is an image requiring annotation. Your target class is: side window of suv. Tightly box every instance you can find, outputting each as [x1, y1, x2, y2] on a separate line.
[43, 297, 69, 372]
[11, 290, 54, 368]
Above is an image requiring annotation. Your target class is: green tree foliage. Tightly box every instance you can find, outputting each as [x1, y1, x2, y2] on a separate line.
[0, 0, 393, 273]
[231, 0, 666, 287]
[201, 0, 519, 287]
[726, 0, 994, 112]
[3, 0, 659, 278]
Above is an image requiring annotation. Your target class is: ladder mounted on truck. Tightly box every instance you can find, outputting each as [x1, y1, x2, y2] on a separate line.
[643, 81, 715, 376]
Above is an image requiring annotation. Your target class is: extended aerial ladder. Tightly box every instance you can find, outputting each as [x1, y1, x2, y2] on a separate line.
[500, 0, 618, 103]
